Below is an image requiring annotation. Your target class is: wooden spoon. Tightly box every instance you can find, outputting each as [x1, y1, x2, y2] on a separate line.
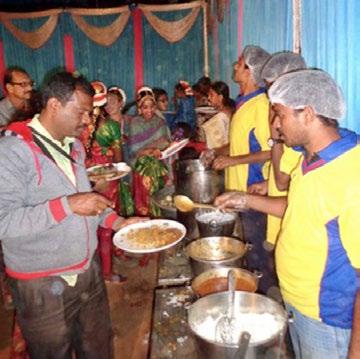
[173, 195, 217, 212]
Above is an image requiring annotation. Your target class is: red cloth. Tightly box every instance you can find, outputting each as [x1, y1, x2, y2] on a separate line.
[64, 35, 75, 73]
[133, 9, 144, 91]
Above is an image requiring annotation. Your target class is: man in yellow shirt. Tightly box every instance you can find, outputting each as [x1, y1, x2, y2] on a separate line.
[215, 69, 360, 359]
[212, 45, 272, 295]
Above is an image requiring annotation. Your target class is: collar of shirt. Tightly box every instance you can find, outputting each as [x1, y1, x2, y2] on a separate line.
[28, 114, 74, 151]
[235, 87, 267, 109]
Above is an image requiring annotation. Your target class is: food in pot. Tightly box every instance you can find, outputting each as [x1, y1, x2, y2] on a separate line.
[196, 211, 235, 225]
[189, 240, 245, 261]
[195, 277, 257, 297]
[127, 225, 182, 249]
[195, 312, 283, 345]
[88, 164, 125, 181]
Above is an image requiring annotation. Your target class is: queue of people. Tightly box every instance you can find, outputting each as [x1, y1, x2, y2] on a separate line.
[0, 45, 358, 359]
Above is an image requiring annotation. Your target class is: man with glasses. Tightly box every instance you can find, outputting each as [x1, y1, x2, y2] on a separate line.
[0, 66, 34, 127]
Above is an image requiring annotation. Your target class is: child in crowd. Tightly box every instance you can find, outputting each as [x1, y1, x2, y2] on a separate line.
[152, 87, 175, 130]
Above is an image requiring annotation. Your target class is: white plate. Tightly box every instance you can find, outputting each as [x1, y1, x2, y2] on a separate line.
[87, 162, 131, 182]
[113, 219, 186, 254]
[160, 139, 189, 159]
[195, 106, 217, 115]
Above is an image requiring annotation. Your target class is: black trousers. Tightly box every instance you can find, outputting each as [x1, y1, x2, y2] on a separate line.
[9, 255, 113, 359]
[241, 210, 279, 296]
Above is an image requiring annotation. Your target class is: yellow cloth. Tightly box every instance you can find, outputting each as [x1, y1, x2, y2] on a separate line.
[266, 146, 302, 244]
[225, 93, 270, 191]
[276, 141, 360, 326]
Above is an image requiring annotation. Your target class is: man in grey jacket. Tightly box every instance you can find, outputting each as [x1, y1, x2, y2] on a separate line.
[0, 72, 141, 358]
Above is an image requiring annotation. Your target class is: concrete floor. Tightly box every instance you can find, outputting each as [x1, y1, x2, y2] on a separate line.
[0, 254, 159, 359]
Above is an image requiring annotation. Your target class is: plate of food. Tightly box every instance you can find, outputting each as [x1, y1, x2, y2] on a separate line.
[113, 219, 186, 253]
[160, 138, 189, 159]
[87, 162, 131, 182]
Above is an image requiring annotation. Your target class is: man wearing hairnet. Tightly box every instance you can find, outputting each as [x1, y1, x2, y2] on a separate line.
[209, 45, 273, 295]
[215, 69, 360, 359]
[249, 51, 306, 245]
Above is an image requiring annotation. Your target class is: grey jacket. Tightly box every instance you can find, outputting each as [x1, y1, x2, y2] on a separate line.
[0, 122, 119, 279]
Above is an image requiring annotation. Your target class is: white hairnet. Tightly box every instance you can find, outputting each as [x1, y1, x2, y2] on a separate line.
[242, 45, 271, 85]
[268, 69, 346, 120]
[261, 52, 306, 83]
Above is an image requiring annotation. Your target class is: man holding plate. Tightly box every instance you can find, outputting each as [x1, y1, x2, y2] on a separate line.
[0, 72, 144, 358]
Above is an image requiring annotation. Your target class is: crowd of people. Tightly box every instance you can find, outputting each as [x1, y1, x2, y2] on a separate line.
[0, 44, 358, 359]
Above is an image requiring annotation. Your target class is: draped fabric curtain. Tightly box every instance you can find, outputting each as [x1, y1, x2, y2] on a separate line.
[301, 0, 360, 133]
[142, 8, 204, 104]
[0, 2, 207, 99]
[0, 16, 65, 97]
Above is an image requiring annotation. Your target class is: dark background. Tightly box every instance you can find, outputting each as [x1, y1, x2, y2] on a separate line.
[0, 0, 191, 12]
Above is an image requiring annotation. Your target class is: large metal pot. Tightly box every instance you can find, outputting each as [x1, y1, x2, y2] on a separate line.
[151, 185, 176, 219]
[175, 159, 224, 204]
[188, 292, 288, 359]
[191, 267, 260, 297]
[195, 209, 237, 237]
[186, 237, 249, 276]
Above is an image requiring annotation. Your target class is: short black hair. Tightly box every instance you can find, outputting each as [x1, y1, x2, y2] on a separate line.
[152, 87, 168, 101]
[3, 66, 29, 86]
[41, 72, 94, 109]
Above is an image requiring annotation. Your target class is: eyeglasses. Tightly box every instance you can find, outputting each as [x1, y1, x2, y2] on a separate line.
[10, 80, 35, 88]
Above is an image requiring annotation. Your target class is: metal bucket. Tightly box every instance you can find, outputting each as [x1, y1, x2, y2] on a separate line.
[195, 209, 237, 237]
[188, 292, 288, 359]
[186, 237, 249, 276]
[175, 159, 224, 204]
[191, 267, 261, 297]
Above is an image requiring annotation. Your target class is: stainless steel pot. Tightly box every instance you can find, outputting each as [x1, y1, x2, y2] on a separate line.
[186, 237, 249, 276]
[188, 292, 288, 359]
[191, 267, 261, 297]
[195, 209, 237, 237]
[175, 159, 224, 204]
[151, 185, 177, 219]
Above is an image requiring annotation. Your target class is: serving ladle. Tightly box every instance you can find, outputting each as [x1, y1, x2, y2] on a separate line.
[173, 195, 217, 212]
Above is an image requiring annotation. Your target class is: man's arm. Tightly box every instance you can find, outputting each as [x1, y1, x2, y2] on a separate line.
[271, 143, 291, 191]
[215, 191, 287, 218]
[212, 150, 271, 170]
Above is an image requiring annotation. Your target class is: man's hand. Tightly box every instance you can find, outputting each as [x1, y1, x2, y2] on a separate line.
[214, 191, 248, 212]
[212, 155, 236, 170]
[67, 192, 114, 216]
[113, 216, 149, 232]
[248, 181, 268, 195]
[199, 149, 215, 167]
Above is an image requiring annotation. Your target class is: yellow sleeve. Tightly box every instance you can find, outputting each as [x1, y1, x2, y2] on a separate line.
[280, 147, 303, 175]
[253, 97, 270, 151]
[339, 200, 360, 269]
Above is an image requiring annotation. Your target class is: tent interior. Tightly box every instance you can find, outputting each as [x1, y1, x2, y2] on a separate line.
[0, 0, 359, 131]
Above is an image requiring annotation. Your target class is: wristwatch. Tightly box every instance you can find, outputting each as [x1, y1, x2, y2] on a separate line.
[267, 138, 284, 148]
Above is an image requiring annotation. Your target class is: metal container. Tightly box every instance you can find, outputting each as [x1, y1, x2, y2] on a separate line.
[191, 267, 260, 297]
[188, 292, 288, 359]
[186, 237, 249, 276]
[195, 209, 237, 237]
[151, 185, 177, 219]
[175, 159, 224, 204]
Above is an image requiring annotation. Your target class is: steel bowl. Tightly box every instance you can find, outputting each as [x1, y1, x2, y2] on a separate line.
[186, 236, 249, 276]
[191, 267, 261, 297]
[188, 292, 288, 358]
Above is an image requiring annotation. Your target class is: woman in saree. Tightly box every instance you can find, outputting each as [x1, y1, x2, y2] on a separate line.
[201, 81, 235, 150]
[81, 81, 125, 282]
[126, 87, 171, 217]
